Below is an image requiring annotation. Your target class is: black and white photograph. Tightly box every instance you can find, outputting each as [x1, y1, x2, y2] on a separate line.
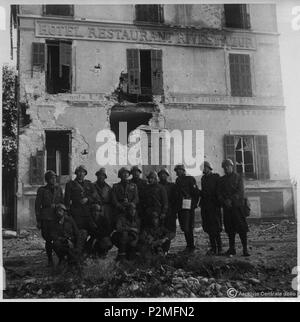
[0, 0, 299, 305]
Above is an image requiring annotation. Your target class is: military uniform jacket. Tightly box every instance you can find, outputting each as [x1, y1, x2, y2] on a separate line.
[111, 181, 139, 209]
[64, 179, 97, 218]
[144, 183, 168, 214]
[35, 184, 64, 222]
[175, 175, 200, 211]
[93, 181, 112, 205]
[130, 178, 147, 207]
[217, 172, 245, 208]
[200, 173, 220, 207]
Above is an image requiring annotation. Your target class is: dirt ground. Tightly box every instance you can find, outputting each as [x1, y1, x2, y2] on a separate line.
[2, 220, 298, 299]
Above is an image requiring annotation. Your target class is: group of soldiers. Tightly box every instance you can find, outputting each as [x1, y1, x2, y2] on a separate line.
[35, 159, 250, 271]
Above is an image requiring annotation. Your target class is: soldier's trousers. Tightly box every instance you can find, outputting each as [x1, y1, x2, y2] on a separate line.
[52, 239, 80, 265]
[41, 220, 56, 261]
[178, 209, 195, 248]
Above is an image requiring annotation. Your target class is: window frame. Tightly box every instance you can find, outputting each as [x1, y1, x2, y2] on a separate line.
[224, 134, 270, 180]
[227, 52, 255, 98]
[42, 5, 74, 18]
[135, 4, 165, 25]
[224, 4, 251, 30]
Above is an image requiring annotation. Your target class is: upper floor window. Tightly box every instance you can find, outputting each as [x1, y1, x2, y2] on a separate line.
[224, 4, 250, 29]
[127, 48, 163, 98]
[229, 53, 252, 97]
[31, 40, 72, 94]
[43, 5, 74, 17]
[135, 5, 164, 24]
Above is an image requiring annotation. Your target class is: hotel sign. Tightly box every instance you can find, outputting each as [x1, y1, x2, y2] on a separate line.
[35, 20, 256, 50]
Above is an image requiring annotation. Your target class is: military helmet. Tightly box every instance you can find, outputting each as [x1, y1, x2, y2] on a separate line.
[75, 165, 88, 175]
[56, 203, 67, 212]
[44, 170, 57, 183]
[174, 164, 186, 172]
[130, 165, 142, 174]
[222, 159, 234, 169]
[95, 167, 107, 179]
[147, 171, 159, 181]
[158, 168, 170, 177]
[203, 161, 213, 171]
[118, 167, 131, 178]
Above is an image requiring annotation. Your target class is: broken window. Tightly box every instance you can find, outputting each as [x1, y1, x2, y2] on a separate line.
[224, 135, 270, 180]
[45, 131, 71, 181]
[127, 49, 163, 98]
[135, 5, 164, 24]
[229, 54, 252, 97]
[32, 43, 45, 71]
[224, 4, 250, 29]
[46, 40, 72, 94]
[43, 5, 74, 16]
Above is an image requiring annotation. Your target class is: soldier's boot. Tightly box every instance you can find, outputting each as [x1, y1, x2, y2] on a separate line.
[207, 234, 217, 255]
[45, 241, 54, 267]
[216, 233, 223, 256]
[225, 233, 236, 256]
[239, 232, 250, 257]
[184, 231, 195, 253]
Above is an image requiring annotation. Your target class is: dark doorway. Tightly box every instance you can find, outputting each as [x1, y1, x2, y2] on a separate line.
[45, 131, 71, 179]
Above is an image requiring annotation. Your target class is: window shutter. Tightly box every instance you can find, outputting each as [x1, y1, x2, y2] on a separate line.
[127, 49, 141, 95]
[255, 136, 270, 180]
[32, 43, 45, 68]
[151, 50, 163, 95]
[59, 42, 72, 78]
[224, 135, 236, 168]
[30, 150, 45, 185]
[229, 54, 252, 97]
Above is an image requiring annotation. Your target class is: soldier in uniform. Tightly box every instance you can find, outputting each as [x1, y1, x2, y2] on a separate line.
[144, 171, 168, 227]
[158, 168, 177, 241]
[51, 204, 81, 271]
[35, 170, 64, 266]
[129, 165, 148, 225]
[64, 165, 98, 257]
[111, 167, 139, 260]
[199, 161, 222, 256]
[174, 164, 200, 253]
[217, 159, 250, 257]
[89, 168, 113, 257]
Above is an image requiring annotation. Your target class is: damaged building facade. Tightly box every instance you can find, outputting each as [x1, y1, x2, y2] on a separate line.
[13, 4, 294, 228]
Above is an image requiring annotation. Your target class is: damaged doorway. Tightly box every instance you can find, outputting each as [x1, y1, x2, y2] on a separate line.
[45, 130, 72, 184]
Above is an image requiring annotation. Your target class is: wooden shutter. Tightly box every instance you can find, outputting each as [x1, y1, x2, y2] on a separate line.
[151, 50, 163, 95]
[32, 43, 45, 68]
[30, 150, 45, 186]
[255, 136, 270, 180]
[127, 49, 141, 95]
[224, 135, 236, 168]
[229, 54, 252, 97]
[59, 42, 72, 78]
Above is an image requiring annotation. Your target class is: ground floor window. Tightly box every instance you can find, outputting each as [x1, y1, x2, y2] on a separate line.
[224, 135, 270, 180]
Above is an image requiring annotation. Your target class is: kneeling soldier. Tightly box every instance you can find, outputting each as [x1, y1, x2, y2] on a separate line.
[52, 204, 81, 270]
[35, 171, 64, 267]
[111, 203, 140, 261]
